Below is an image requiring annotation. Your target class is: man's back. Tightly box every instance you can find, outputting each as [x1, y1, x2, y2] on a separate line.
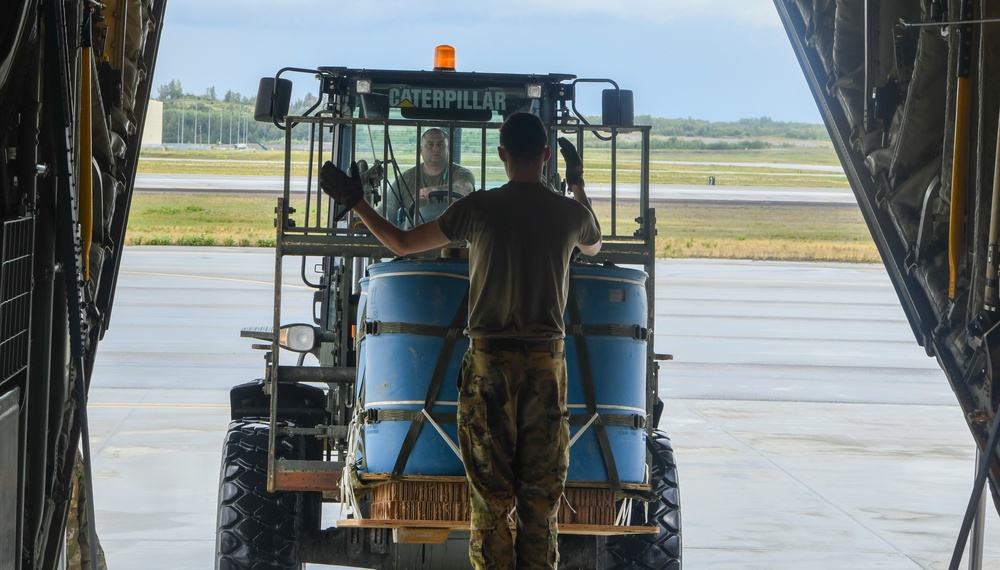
[437, 181, 601, 340]
[322, 112, 602, 570]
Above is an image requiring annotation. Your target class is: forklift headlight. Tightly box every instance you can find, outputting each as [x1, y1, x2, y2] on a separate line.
[526, 84, 543, 99]
[355, 78, 372, 94]
[278, 324, 317, 352]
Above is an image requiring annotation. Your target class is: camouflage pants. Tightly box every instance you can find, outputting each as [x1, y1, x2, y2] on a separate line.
[67, 450, 107, 570]
[457, 341, 570, 570]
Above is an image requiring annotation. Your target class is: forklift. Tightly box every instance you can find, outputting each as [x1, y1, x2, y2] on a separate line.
[217, 46, 680, 569]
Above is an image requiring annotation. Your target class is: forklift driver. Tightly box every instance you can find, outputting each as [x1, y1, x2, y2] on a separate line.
[387, 128, 476, 228]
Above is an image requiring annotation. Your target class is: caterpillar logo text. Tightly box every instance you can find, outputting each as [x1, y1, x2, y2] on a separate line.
[388, 87, 507, 111]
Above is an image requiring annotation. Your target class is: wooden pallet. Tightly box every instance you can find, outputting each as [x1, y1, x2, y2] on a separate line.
[335, 519, 660, 544]
[342, 475, 656, 543]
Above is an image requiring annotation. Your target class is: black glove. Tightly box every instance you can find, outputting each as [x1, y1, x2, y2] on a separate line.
[557, 137, 584, 186]
[319, 161, 364, 210]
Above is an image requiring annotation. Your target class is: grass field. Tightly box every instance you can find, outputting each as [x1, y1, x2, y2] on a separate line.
[126, 191, 879, 263]
[129, 143, 874, 261]
[655, 201, 876, 262]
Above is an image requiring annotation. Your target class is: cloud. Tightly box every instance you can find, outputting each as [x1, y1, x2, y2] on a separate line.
[165, 0, 465, 25]
[491, 0, 781, 26]
[163, 0, 781, 29]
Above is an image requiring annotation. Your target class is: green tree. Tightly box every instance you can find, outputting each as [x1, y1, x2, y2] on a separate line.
[290, 92, 319, 114]
[156, 79, 183, 101]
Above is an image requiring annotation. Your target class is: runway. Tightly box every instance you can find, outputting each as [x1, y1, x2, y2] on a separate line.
[134, 173, 858, 204]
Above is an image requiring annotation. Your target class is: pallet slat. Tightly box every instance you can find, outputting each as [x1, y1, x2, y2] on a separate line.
[347, 478, 654, 535]
[336, 518, 659, 536]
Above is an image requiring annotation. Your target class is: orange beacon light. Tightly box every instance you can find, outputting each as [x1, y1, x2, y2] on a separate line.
[434, 45, 456, 71]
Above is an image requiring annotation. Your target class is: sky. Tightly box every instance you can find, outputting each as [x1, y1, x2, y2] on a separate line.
[151, 0, 822, 123]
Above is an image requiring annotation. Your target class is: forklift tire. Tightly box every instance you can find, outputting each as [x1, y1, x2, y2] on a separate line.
[603, 430, 682, 569]
[215, 419, 309, 570]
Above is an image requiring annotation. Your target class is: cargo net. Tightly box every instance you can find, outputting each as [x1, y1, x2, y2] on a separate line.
[276, 115, 653, 254]
[0, 217, 33, 386]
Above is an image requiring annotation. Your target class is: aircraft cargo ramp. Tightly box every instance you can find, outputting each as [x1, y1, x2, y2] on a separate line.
[0, 1, 167, 568]
[775, 0, 1000, 563]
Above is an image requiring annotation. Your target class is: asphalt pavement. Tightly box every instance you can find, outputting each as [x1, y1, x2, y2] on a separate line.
[134, 173, 858, 204]
[88, 248, 999, 569]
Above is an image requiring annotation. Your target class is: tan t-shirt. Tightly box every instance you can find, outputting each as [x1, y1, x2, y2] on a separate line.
[437, 181, 602, 340]
[387, 163, 475, 227]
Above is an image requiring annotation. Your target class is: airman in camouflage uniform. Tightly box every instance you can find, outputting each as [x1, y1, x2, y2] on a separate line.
[321, 112, 600, 569]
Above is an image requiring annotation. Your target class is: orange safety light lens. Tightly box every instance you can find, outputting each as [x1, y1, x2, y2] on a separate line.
[434, 45, 456, 71]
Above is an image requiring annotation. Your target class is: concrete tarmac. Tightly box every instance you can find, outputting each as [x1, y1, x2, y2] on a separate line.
[88, 248, 1000, 569]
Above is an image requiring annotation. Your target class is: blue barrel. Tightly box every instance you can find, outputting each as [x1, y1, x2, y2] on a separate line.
[356, 259, 648, 483]
[357, 259, 468, 475]
[564, 265, 648, 483]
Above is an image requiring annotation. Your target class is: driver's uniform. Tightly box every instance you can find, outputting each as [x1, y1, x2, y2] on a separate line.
[387, 162, 475, 228]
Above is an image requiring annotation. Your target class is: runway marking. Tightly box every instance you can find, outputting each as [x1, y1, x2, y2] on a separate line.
[122, 270, 311, 290]
[657, 278, 879, 287]
[140, 158, 298, 165]
[90, 402, 228, 410]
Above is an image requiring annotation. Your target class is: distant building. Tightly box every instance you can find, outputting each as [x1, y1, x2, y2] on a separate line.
[142, 99, 163, 146]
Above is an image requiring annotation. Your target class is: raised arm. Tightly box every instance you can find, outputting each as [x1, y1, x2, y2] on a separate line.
[557, 137, 602, 256]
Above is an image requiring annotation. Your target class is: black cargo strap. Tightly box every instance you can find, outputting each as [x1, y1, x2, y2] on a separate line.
[390, 290, 470, 481]
[565, 323, 648, 341]
[364, 320, 462, 340]
[363, 407, 456, 425]
[570, 413, 646, 429]
[566, 281, 622, 495]
[365, 409, 641, 429]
